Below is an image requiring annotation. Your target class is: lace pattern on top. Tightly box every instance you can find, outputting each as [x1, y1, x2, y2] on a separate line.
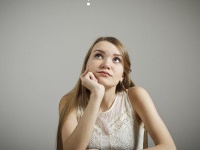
[77, 91, 145, 150]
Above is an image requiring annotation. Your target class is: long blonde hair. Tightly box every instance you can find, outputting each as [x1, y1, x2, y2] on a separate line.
[56, 37, 135, 150]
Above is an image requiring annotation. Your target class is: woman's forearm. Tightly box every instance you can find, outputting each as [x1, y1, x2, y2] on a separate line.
[63, 93, 102, 150]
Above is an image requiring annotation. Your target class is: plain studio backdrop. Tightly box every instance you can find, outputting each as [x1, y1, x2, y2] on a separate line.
[0, 0, 199, 149]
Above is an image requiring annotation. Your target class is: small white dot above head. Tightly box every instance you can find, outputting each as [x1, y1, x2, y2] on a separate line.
[87, 2, 90, 6]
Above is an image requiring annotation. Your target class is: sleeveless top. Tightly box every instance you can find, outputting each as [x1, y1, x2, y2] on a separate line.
[77, 91, 147, 150]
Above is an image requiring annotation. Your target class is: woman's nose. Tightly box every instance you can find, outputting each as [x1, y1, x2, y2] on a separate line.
[100, 59, 111, 69]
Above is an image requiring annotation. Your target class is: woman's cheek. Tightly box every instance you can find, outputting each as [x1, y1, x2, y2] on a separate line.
[86, 63, 90, 69]
[86, 64, 92, 72]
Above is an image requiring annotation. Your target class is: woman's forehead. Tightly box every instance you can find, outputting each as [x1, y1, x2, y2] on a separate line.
[92, 41, 121, 54]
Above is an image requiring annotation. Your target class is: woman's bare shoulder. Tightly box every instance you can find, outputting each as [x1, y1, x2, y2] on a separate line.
[59, 91, 75, 115]
[127, 86, 153, 110]
[127, 86, 149, 100]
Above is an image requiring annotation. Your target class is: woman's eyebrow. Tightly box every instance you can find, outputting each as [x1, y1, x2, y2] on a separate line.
[113, 53, 122, 57]
[93, 49, 104, 53]
[93, 49, 122, 57]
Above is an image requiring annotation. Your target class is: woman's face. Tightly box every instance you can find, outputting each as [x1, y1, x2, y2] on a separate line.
[86, 41, 124, 88]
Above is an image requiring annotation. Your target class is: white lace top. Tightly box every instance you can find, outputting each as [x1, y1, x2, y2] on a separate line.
[77, 91, 146, 150]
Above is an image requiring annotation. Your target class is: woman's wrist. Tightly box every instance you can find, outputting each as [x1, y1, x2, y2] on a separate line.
[90, 85, 105, 99]
[90, 91, 104, 102]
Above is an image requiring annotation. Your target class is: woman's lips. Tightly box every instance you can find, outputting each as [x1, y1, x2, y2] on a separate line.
[97, 71, 111, 76]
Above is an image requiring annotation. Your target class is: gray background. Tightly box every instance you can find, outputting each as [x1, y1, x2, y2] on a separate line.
[0, 0, 199, 150]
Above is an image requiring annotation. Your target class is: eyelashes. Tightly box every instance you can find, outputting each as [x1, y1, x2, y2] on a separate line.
[94, 53, 122, 63]
[94, 53, 103, 59]
[113, 57, 121, 63]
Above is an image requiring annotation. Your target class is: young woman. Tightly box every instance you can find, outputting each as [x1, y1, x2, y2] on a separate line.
[56, 37, 176, 150]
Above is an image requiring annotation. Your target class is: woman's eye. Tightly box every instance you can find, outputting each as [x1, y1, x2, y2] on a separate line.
[113, 57, 121, 63]
[94, 53, 103, 59]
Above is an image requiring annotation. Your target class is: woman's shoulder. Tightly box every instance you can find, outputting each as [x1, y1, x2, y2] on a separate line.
[127, 86, 151, 106]
[127, 86, 155, 115]
[59, 91, 73, 105]
[127, 86, 149, 97]
[59, 90, 75, 115]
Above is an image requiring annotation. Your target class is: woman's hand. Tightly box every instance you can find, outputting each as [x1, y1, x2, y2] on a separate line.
[80, 68, 105, 98]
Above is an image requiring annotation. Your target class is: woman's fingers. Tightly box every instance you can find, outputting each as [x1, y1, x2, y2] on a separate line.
[80, 69, 105, 97]
[80, 69, 100, 91]
[81, 71, 97, 82]
[88, 72, 98, 82]
[81, 69, 98, 82]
